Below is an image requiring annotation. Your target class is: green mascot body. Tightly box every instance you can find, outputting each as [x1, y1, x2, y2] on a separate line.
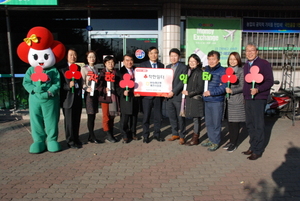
[17, 27, 65, 153]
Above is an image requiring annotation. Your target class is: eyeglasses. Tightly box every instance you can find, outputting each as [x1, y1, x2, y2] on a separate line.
[246, 50, 256, 53]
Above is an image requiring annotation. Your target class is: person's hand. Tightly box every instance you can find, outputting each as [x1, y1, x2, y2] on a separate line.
[86, 87, 92, 93]
[124, 90, 129, 96]
[106, 88, 110, 93]
[182, 90, 188, 96]
[167, 91, 174, 98]
[134, 93, 140, 97]
[225, 87, 232, 94]
[250, 88, 259, 96]
[69, 81, 74, 88]
[203, 90, 210, 97]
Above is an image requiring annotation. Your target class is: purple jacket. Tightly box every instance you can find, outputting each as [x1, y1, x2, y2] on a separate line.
[243, 57, 274, 100]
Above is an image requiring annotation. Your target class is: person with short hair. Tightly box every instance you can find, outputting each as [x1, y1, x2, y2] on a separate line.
[116, 54, 141, 143]
[59, 48, 83, 149]
[97, 55, 119, 143]
[201, 50, 226, 151]
[139, 47, 165, 142]
[242, 43, 274, 160]
[166, 48, 188, 145]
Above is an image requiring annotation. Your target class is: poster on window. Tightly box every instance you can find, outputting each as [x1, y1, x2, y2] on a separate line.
[134, 68, 173, 96]
[186, 17, 242, 67]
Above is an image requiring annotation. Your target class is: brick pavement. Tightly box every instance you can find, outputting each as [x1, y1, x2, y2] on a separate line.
[0, 112, 300, 201]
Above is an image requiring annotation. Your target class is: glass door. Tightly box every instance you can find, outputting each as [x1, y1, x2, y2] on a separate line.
[90, 30, 158, 69]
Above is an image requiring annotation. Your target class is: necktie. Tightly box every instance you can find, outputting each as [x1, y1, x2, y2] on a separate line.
[152, 63, 157, 68]
[129, 69, 134, 79]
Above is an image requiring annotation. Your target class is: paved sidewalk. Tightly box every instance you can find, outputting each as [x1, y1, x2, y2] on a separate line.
[0, 112, 299, 201]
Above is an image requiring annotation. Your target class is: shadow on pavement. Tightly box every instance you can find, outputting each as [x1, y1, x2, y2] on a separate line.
[244, 144, 300, 200]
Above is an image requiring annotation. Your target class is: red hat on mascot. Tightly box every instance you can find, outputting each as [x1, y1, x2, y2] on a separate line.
[17, 26, 65, 64]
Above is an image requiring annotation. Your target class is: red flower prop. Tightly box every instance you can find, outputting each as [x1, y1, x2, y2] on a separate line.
[245, 65, 264, 98]
[119, 73, 134, 101]
[31, 66, 48, 82]
[64, 64, 82, 93]
[221, 67, 238, 97]
[65, 64, 81, 80]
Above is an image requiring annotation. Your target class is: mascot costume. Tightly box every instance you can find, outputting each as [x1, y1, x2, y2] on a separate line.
[17, 26, 65, 154]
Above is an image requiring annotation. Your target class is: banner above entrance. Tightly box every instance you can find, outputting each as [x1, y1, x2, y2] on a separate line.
[0, 0, 57, 5]
[243, 18, 300, 33]
[186, 17, 242, 67]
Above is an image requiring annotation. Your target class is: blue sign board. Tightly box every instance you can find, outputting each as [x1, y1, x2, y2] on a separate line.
[243, 18, 300, 33]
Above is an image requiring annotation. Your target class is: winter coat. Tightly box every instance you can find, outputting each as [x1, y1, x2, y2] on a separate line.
[203, 63, 226, 102]
[243, 57, 274, 100]
[185, 67, 204, 118]
[227, 66, 245, 122]
[115, 66, 140, 115]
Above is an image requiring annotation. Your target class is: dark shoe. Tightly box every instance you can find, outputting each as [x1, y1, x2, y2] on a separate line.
[247, 153, 262, 160]
[75, 140, 86, 146]
[153, 136, 165, 142]
[132, 133, 141, 140]
[143, 138, 150, 143]
[105, 131, 117, 143]
[67, 143, 79, 149]
[242, 149, 253, 155]
[222, 142, 231, 150]
[122, 138, 129, 144]
[227, 144, 236, 153]
[186, 133, 199, 146]
[88, 139, 103, 144]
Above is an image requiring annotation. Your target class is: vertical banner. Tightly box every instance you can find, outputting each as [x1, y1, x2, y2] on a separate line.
[186, 18, 242, 67]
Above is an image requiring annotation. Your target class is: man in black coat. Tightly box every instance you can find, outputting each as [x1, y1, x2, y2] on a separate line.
[59, 48, 83, 149]
[139, 47, 165, 142]
[166, 48, 188, 145]
[116, 54, 141, 143]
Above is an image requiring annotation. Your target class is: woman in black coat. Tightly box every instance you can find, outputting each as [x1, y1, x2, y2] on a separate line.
[182, 54, 204, 146]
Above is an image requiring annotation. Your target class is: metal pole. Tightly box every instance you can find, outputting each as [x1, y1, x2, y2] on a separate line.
[88, 9, 91, 51]
[5, 6, 17, 111]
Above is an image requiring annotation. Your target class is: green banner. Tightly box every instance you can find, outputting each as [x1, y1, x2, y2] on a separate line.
[186, 17, 242, 67]
[0, 0, 57, 5]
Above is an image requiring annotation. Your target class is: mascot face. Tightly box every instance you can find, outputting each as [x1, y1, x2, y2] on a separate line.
[17, 26, 65, 67]
[28, 48, 56, 69]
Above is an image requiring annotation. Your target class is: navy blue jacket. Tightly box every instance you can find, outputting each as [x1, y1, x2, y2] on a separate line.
[203, 63, 226, 102]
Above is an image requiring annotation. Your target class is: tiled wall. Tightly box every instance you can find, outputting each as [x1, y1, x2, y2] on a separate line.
[162, 3, 181, 66]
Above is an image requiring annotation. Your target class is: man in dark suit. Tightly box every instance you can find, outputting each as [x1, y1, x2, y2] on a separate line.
[116, 54, 141, 143]
[59, 48, 83, 149]
[139, 47, 165, 142]
[166, 48, 188, 145]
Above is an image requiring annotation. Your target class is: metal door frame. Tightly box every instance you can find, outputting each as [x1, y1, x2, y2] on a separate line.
[88, 30, 159, 55]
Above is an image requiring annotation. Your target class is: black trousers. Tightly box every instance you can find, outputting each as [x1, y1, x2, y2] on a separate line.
[62, 106, 82, 145]
[142, 97, 163, 138]
[228, 122, 241, 145]
[120, 113, 138, 139]
[245, 99, 267, 155]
